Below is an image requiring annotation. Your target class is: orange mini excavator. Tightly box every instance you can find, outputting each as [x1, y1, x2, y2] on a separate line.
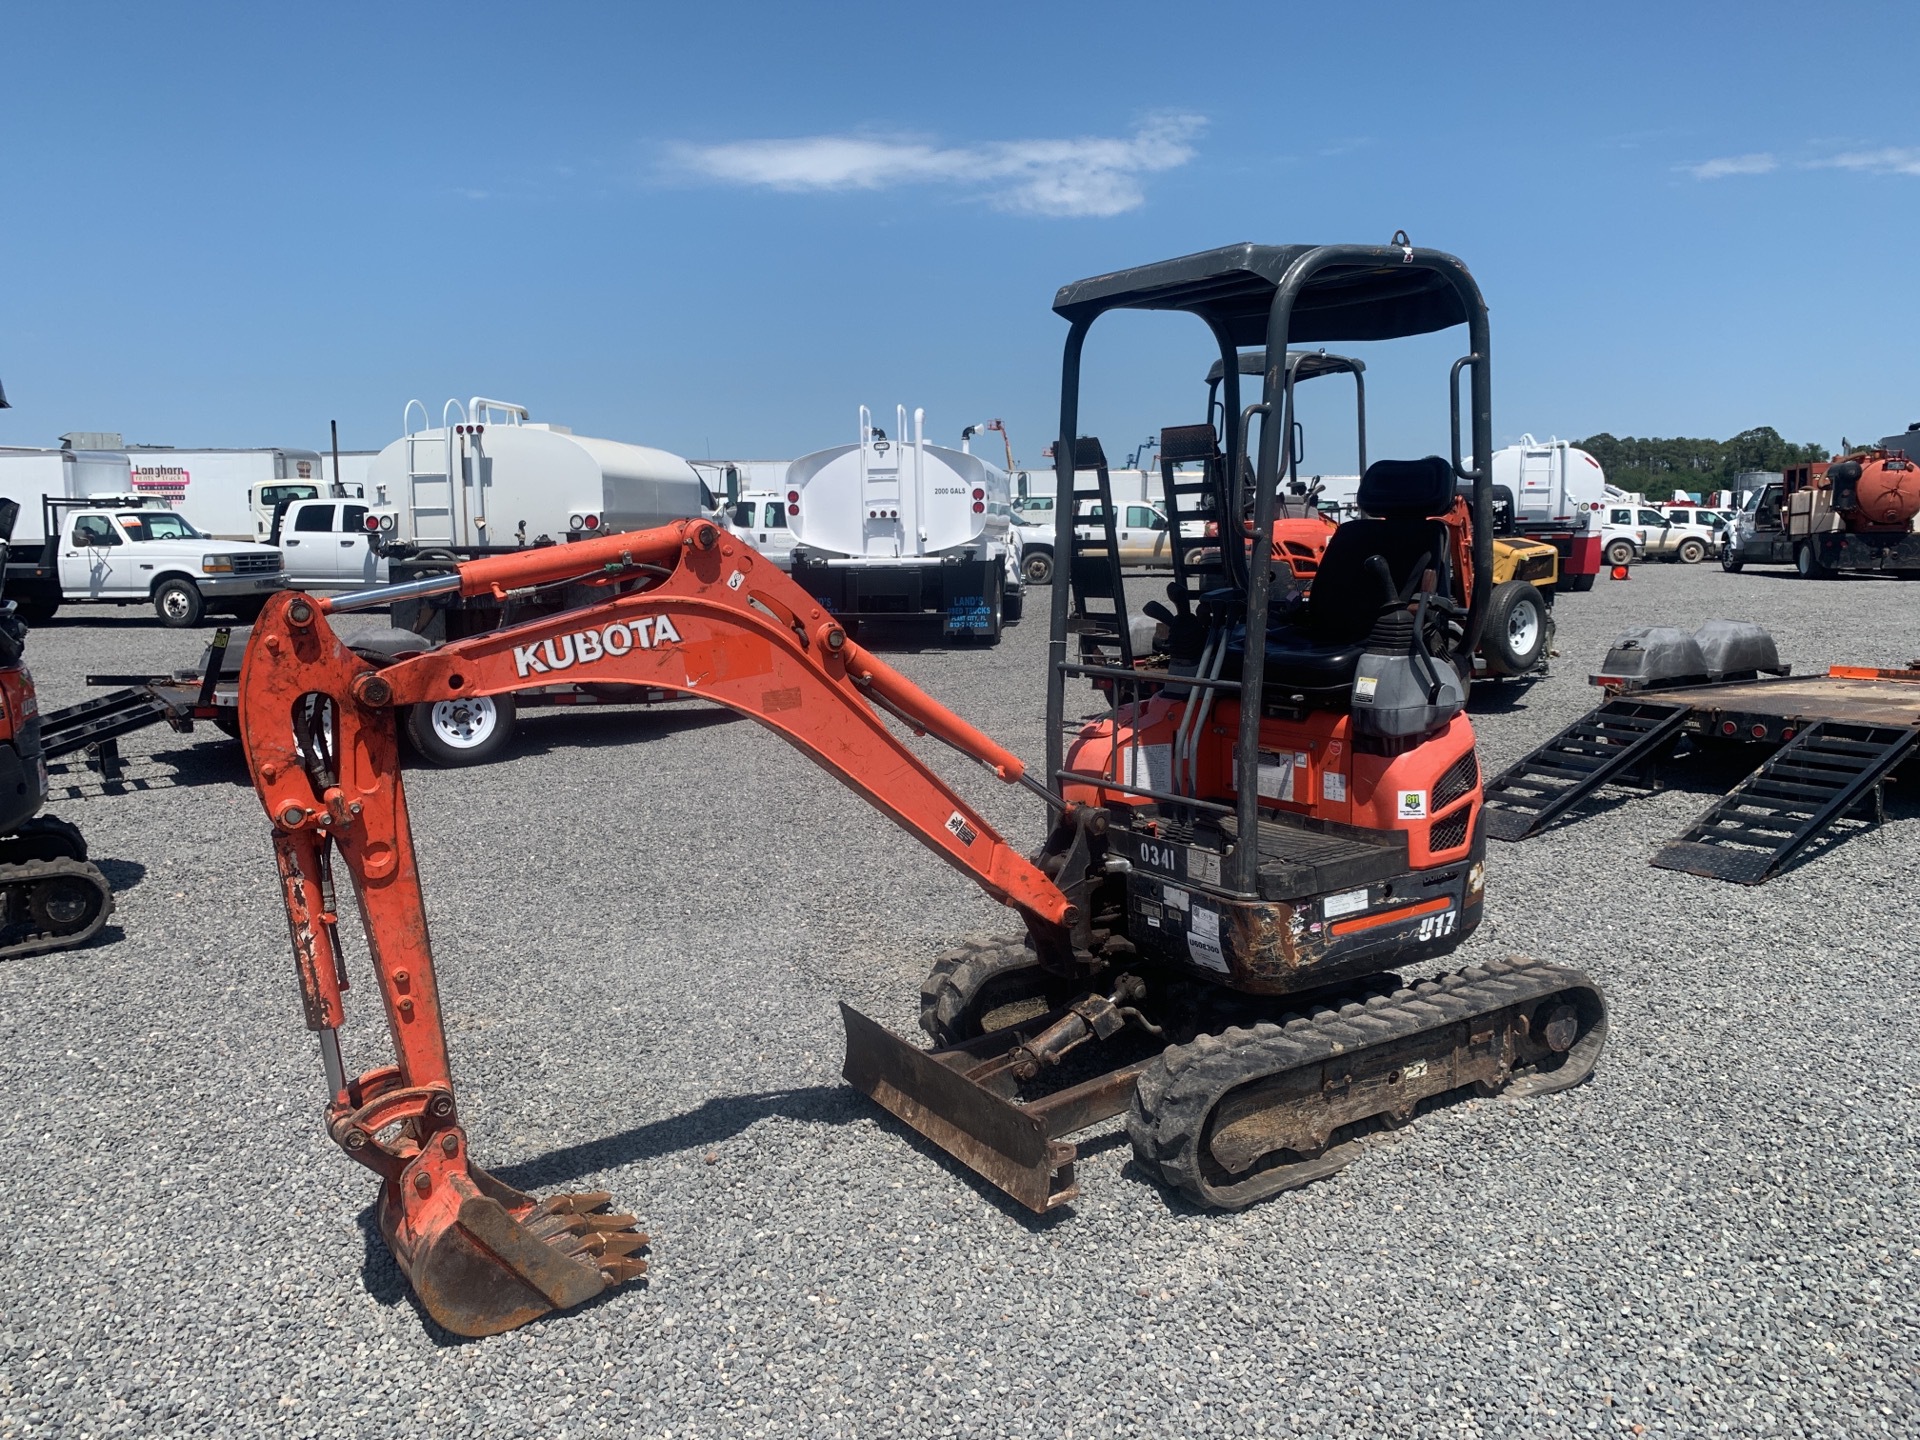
[242, 240, 1607, 1337]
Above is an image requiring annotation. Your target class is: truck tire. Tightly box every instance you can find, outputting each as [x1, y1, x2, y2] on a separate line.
[969, 570, 1005, 646]
[1004, 587, 1025, 624]
[1720, 546, 1744, 573]
[224, 597, 267, 625]
[1678, 537, 1706, 565]
[1480, 581, 1549, 677]
[1021, 549, 1054, 586]
[1604, 539, 1635, 567]
[404, 692, 517, 767]
[12, 598, 58, 625]
[1794, 542, 1831, 579]
[153, 578, 205, 628]
[1568, 572, 1597, 592]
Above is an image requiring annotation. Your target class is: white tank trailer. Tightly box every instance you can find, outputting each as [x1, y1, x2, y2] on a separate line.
[363, 398, 706, 554]
[786, 406, 1022, 640]
[357, 397, 708, 643]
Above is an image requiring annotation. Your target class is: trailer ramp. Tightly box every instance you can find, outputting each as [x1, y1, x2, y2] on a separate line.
[1482, 698, 1691, 841]
[1652, 721, 1920, 884]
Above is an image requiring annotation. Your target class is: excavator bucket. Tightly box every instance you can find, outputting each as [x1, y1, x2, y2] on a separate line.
[376, 1140, 649, 1338]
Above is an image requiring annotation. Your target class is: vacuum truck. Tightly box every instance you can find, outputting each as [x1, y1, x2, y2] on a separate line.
[1783, 448, 1920, 578]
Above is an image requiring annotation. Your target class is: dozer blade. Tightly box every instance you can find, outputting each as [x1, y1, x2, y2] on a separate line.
[840, 1003, 1083, 1213]
[378, 1138, 649, 1338]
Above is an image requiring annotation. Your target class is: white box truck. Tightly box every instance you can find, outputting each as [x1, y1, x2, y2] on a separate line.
[122, 445, 332, 540]
[784, 406, 1023, 641]
[0, 448, 286, 626]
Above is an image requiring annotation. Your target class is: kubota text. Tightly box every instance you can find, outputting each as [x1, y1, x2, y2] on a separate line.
[513, 616, 684, 677]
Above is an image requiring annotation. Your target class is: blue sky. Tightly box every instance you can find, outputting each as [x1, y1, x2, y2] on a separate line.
[3, 1, 1916, 473]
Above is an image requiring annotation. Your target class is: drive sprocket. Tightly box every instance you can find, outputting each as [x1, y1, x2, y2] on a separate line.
[0, 856, 115, 960]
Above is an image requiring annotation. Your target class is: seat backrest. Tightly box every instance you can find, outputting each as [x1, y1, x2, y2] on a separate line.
[1304, 457, 1454, 641]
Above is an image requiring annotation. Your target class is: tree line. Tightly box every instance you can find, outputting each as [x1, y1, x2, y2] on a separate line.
[1574, 427, 1829, 494]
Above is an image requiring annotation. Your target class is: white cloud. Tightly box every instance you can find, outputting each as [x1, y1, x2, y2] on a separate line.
[1684, 153, 1778, 180]
[668, 114, 1205, 218]
[1810, 146, 1920, 176]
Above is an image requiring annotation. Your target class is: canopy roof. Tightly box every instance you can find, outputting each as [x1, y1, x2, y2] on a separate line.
[1054, 243, 1475, 345]
[1204, 349, 1365, 385]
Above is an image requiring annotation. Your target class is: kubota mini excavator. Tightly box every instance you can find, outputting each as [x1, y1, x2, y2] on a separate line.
[242, 239, 1606, 1338]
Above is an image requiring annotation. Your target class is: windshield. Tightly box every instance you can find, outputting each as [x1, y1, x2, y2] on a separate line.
[117, 511, 204, 540]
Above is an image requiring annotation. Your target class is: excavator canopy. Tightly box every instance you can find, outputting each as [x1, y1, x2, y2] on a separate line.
[1052, 242, 1476, 345]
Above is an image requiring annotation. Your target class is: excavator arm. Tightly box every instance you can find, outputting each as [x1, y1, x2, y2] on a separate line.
[239, 518, 1086, 1336]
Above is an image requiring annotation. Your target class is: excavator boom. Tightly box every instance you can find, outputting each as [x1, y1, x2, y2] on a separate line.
[241, 519, 1081, 1335]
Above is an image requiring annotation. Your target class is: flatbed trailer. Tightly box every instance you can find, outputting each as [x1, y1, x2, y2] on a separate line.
[44, 631, 242, 782]
[1482, 662, 1920, 883]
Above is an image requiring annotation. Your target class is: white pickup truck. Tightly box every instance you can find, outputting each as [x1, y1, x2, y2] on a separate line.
[3, 496, 286, 627]
[272, 497, 388, 589]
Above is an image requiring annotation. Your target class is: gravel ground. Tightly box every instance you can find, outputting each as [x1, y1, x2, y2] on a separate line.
[1, 560, 1916, 1439]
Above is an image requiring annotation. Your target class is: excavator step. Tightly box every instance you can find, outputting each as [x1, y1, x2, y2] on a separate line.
[1482, 698, 1690, 841]
[1651, 720, 1920, 884]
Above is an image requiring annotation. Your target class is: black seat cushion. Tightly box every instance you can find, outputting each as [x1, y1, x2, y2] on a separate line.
[1259, 631, 1371, 691]
[1259, 456, 1455, 688]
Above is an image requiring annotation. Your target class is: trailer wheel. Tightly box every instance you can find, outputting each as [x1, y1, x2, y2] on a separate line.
[405, 693, 518, 767]
[1720, 546, 1744, 573]
[1021, 549, 1054, 586]
[1678, 537, 1706, 565]
[153, 579, 205, 628]
[1604, 539, 1635, 567]
[1794, 543, 1831, 579]
[12, 599, 58, 625]
[224, 597, 267, 624]
[1481, 581, 1548, 677]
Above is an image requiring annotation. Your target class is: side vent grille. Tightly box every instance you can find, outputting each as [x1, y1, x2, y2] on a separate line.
[1433, 750, 1481, 813]
[1429, 807, 1472, 854]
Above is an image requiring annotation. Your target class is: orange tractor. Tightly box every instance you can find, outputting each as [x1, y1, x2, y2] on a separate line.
[241, 240, 1607, 1336]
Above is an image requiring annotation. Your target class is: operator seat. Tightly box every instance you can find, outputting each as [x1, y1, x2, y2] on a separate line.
[1257, 455, 1457, 695]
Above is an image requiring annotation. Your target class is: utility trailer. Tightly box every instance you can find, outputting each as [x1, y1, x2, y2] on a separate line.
[1482, 622, 1920, 882]
[41, 630, 243, 785]
[46, 625, 692, 774]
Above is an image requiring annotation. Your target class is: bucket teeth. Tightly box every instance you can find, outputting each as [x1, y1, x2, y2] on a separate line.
[522, 1192, 651, 1274]
[383, 1158, 653, 1337]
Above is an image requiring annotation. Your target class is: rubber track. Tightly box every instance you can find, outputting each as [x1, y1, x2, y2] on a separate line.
[0, 857, 115, 960]
[918, 935, 1036, 1045]
[1127, 956, 1604, 1209]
